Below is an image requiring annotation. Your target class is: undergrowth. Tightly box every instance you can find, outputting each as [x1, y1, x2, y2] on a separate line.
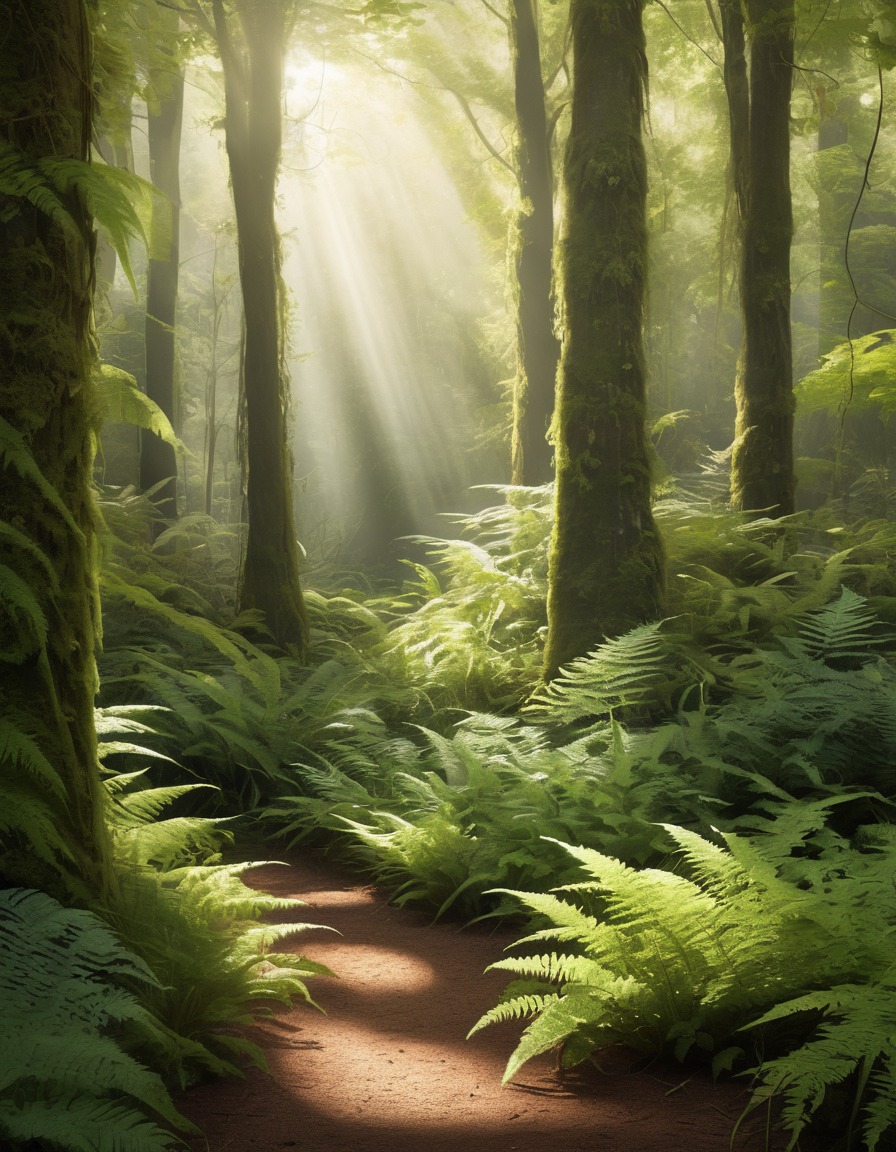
[470, 811, 896, 1150]
[10, 475, 895, 1150]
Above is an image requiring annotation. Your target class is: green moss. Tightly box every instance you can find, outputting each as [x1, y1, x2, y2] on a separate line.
[0, 0, 112, 899]
[543, 0, 664, 678]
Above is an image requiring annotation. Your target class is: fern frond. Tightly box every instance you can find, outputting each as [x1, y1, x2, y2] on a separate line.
[467, 990, 561, 1037]
[0, 1094, 181, 1152]
[797, 587, 883, 662]
[528, 621, 672, 723]
[94, 363, 184, 451]
[0, 417, 81, 537]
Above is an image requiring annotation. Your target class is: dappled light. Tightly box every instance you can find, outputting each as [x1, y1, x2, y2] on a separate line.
[280, 82, 491, 559]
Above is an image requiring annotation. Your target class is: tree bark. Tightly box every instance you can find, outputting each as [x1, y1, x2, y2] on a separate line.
[0, 0, 110, 898]
[212, 0, 309, 654]
[542, 0, 665, 678]
[509, 0, 560, 486]
[727, 0, 796, 516]
[141, 32, 185, 524]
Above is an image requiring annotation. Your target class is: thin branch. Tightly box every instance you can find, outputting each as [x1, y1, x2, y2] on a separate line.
[480, 0, 509, 27]
[352, 49, 516, 174]
[446, 86, 515, 172]
[167, 0, 216, 41]
[547, 98, 568, 148]
[651, 0, 720, 69]
[839, 64, 896, 476]
[797, 0, 835, 60]
[703, 0, 722, 43]
[789, 60, 839, 87]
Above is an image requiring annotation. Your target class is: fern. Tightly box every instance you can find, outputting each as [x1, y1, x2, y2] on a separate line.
[0, 888, 191, 1152]
[0, 140, 163, 294]
[741, 980, 896, 1151]
[98, 759, 333, 1086]
[472, 817, 896, 1116]
[526, 620, 700, 727]
[94, 363, 184, 451]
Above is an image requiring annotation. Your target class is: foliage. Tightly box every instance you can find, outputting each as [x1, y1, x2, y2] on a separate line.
[0, 887, 190, 1152]
[96, 484, 401, 807]
[796, 330, 896, 417]
[370, 486, 552, 715]
[98, 712, 333, 1086]
[271, 579, 896, 923]
[95, 364, 184, 453]
[0, 141, 162, 294]
[471, 814, 896, 1148]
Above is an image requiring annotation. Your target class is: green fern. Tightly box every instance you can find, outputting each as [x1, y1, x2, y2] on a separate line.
[95, 363, 184, 451]
[472, 816, 896, 1115]
[0, 887, 191, 1152]
[0, 141, 162, 294]
[526, 620, 701, 726]
[741, 979, 896, 1151]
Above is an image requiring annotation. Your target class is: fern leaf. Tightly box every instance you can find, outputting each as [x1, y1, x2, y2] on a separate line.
[468, 990, 561, 1038]
[94, 363, 184, 451]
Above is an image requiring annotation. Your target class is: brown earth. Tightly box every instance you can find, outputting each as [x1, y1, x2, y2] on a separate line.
[180, 853, 791, 1152]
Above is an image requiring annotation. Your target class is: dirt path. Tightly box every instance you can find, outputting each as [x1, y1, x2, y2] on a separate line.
[181, 854, 785, 1152]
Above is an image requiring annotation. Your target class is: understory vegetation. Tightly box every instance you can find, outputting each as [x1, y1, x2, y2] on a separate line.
[9, 471, 890, 1150]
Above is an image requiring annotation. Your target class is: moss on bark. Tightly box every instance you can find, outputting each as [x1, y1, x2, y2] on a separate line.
[542, 0, 665, 679]
[0, 0, 111, 898]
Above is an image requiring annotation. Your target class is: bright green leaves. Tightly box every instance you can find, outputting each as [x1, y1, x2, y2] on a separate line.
[0, 888, 190, 1152]
[93, 363, 184, 450]
[0, 142, 166, 296]
[796, 329, 896, 416]
[473, 821, 896, 1148]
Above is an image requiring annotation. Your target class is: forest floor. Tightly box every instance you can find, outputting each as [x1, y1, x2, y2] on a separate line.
[180, 852, 793, 1152]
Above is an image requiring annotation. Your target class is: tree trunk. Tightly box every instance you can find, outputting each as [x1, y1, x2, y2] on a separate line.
[0, 0, 110, 898]
[213, 0, 309, 654]
[542, 0, 665, 678]
[727, 0, 795, 516]
[141, 36, 184, 524]
[509, 0, 560, 486]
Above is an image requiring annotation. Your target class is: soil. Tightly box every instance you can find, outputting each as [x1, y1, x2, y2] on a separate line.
[180, 853, 789, 1152]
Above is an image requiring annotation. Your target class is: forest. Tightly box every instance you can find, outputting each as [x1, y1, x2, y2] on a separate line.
[2, 0, 896, 1149]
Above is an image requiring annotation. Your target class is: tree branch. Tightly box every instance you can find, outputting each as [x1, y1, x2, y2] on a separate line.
[480, 0, 509, 26]
[652, 0, 720, 69]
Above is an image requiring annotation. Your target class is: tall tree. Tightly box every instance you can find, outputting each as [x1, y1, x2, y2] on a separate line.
[209, 0, 309, 653]
[542, 0, 665, 678]
[721, 0, 796, 515]
[0, 0, 111, 897]
[141, 6, 185, 523]
[508, 0, 560, 485]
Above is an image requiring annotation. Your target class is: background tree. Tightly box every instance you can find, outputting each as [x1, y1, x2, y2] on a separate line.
[508, 0, 561, 485]
[141, 3, 186, 524]
[208, 0, 309, 653]
[721, 0, 796, 515]
[543, 0, 665, 677]
[0, 0, 111, 897]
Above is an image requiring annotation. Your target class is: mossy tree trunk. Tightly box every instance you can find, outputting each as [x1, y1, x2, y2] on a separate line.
[141, 15, 184, 525]
[724, 0, 796, 516]
[509, 0, 560, 486]
[542, 0, 665, 679]
[0, 0, 111, 898]
[212, 0, 309, 654]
